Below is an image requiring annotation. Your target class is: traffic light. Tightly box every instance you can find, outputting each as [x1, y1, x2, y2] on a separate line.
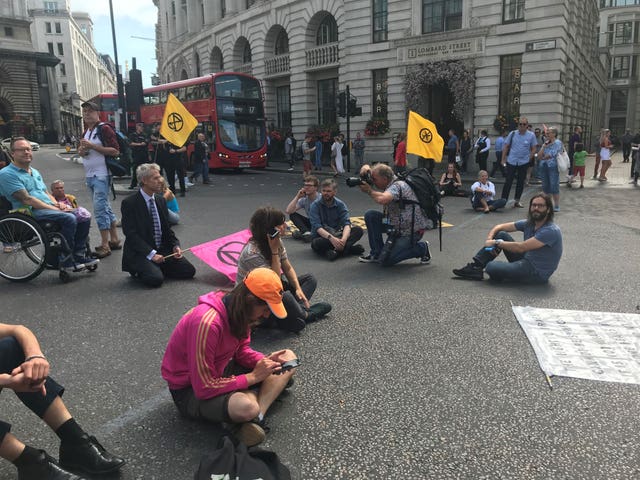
[337, 92, 346, 118]
[348, 97, 362, 117]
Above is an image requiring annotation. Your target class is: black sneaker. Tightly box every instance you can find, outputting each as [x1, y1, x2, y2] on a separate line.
[17, 450, 86, 480]
[325, 250, 339, 261]
[301, 231, 313, 243]
[452, 263, 484, 280]
[349, 244, 365, 255]
[291, 230, 303, 240]
[419, 242, 431, 265]
[276, 316, 306, 333]
[306, 302, 332, 322]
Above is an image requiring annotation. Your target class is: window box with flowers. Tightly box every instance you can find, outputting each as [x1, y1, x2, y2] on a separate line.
[365, 118, 390, 137]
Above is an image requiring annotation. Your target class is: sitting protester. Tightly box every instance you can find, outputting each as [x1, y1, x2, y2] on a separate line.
[236, 206, 331, 333]
[470, 170, 507, 213]
[161, 268, 298, 447]
[438, 163, 466, 197]
[285, 175, 319, 242]
[453, 193, 562, 283]
[160, 177, 180, 225]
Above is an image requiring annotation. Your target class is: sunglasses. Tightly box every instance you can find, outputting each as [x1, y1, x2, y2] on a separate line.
[518, 123, 528, 126]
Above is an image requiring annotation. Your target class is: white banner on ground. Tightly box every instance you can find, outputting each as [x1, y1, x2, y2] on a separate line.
[512, 306, 640, 385]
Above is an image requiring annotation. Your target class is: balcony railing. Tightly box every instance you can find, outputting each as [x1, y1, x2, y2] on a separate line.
[305, 43, 339, 70]
[264, 53, 290, 77]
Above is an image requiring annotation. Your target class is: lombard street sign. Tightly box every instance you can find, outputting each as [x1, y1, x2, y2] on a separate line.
[397, 37, 485, 65]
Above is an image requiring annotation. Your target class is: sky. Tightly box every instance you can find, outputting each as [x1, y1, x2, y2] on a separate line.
[69, 0, 157, 88]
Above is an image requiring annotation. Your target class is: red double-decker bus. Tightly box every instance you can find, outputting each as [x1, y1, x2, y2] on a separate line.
[85, 93, 137, 131]
[140, 73, 267, 170]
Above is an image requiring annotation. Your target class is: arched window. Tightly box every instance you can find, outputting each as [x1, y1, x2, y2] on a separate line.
[195, 52, 201, 77]
[211, 47, 224, 72]
[180, 69, 188, 80]
[242, 42, 252, 63]
[275, 29, 289, 55]
[316, 16, 338, 45]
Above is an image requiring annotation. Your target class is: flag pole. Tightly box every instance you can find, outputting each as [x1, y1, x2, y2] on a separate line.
[162, 247, 192, 260]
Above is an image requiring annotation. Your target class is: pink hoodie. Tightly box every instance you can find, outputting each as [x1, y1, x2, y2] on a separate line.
[161, 291, 264, 400]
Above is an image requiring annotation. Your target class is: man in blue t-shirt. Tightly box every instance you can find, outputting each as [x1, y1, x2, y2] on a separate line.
[500, 117, 537, 208]
[453, 193, 562, 283]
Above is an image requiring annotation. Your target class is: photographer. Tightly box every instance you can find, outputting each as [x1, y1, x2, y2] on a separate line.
[356, 163, 431, 266]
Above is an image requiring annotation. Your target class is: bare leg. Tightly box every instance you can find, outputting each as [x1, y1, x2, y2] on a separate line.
[42, 396, 73, 431]
[552, 194, 559, 207]
[0, 434, 25, 463]
[99, 229, 110, 250]
[109, 221, 120, 243]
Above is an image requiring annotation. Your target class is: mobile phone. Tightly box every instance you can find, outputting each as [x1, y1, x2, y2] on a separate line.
[269, 227, 279, 238]
[273, 358, 301, 374]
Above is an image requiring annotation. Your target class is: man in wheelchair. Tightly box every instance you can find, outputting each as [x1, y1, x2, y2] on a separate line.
[0, 138, 97, 270]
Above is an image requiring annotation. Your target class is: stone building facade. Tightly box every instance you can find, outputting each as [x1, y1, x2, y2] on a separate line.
[598, 0, 640, 136]
[154, 0, 606, 163]
[28, 1, 117, 137]
[0, 1, 59, 142]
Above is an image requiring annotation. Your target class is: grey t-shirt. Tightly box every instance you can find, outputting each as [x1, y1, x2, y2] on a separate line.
[235, 240, 287, 285]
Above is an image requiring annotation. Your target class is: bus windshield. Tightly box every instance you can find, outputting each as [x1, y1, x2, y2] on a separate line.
[218, 119, 265, 152]
[100, 97, 119, 112]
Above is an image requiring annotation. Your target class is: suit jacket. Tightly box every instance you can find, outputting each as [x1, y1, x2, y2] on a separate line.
[121, 191, 179, 272]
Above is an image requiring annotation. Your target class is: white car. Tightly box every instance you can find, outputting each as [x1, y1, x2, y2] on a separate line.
[1, 138, 40, 151]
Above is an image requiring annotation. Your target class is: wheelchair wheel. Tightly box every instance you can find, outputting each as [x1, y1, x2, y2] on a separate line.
[0, 214, 48, 282]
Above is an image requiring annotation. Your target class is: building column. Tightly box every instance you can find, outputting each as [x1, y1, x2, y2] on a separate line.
[175, 0, 185, 37]
[187, 0, 200, 31]
[226, 0, 241, 15]
[203, 0, 219, 24]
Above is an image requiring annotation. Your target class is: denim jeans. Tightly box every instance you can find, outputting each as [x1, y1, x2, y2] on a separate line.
[472, 231, 546, 283]
[86, 175, 116, 230]
[364, 209, 426, 266]
[538, 160, 560, 195]
[32, 208, 87, 255]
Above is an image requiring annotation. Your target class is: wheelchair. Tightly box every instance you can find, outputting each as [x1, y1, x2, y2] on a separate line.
[0, 199, 98, 283]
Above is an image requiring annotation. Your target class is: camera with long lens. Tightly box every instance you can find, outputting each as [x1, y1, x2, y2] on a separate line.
[345, 171, 373, 187]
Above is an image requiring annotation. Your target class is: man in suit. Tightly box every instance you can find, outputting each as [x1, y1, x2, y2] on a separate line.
[121, 163, 195, 287]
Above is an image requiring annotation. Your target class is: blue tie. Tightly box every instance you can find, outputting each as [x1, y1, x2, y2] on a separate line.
[148, 198, 162, 248]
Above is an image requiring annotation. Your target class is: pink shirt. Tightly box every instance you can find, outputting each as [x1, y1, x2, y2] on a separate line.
[161, 291, 264, 400]
[395, 140, 407, 167]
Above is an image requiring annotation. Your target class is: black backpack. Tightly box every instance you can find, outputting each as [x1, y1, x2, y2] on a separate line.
[95, 122, 130, 176]
[194, 436, 291, 480]
[396, 167, 444, 250]
[294, 143, 304, 162]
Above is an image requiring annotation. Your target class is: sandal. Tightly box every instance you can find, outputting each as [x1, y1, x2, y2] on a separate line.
[108, 240, 122, 250]
[93, 246, 111, 258]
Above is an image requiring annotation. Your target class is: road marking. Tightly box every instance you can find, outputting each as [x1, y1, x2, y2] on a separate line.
[98, 389, 171, 436]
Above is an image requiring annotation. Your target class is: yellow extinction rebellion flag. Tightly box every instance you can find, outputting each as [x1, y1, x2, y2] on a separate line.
[406, 111, 444, 162]
[159, 93, 198, 147]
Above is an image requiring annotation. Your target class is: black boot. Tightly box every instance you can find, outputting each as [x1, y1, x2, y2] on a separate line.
[17, 450, 85, 480]
[59, 435, 126, 475]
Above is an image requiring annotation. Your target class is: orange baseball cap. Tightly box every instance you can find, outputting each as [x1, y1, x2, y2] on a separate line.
[244, 268, 286, 319]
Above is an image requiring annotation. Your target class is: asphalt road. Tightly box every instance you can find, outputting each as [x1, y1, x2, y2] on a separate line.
[1, 147, 639, 479]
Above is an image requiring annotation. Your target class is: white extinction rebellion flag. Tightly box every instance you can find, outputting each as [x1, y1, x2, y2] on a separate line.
[513, 306, 640, 385]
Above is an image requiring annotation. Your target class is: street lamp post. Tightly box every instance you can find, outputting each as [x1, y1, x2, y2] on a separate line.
[108, 0, 127, 132]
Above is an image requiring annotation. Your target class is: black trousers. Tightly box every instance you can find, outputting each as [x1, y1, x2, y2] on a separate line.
[311, 226, 363, 257]
[289, 212, 311, 233]
[165, 156, 186, 195]
[501, 163, 529, 202]
[0, 336, 65, 444]
[128, 254, 196, 287]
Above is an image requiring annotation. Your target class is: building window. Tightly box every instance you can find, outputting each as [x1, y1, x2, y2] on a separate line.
[45, 22, 52, 34]
[317, 16, 338, 45]
[373, 0, 388, 43]
[221, 0, 226, 18]
[372, 69, 388, 120]
[612, 56, 631, 78]
[609, 22, 633, 45]
[60, 63, 66, 76]
[47, 42, 54, 54]
[499, 54, 523, 119]
[4, 27, 13, 37]
[317, 78, 337, 125]
[44, 1, 58, 13]
[55, 22, 61, 34]
[242, 43, 252, 64]
[422, 0, 462, 34]
[247, 0, 256, 6]
[276, 86, 291, 129]
[503, 0, 525, 24]
[601, 0, 640, 7]
[61, 83, 68, 93]
[609, 118, 626, 136]
[57, 43, 64, 55]
[195, 52, 201, 77]
[610, 90, 628, 112]
[275, 30, 289, 55]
